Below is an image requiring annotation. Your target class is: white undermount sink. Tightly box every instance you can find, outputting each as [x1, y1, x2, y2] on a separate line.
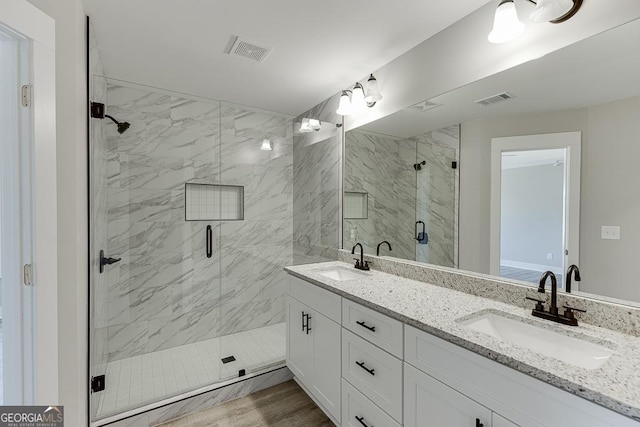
[460, 311, 615, 370]
[318, 266, 370, 281]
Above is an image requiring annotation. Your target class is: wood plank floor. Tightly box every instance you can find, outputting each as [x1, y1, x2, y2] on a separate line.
[156, 380, 334, 427]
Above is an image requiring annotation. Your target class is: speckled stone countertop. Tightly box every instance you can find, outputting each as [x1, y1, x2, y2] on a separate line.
[285, 261, 640, 422]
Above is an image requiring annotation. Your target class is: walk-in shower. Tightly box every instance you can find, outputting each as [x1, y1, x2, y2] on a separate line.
[88, 27, 295, 422]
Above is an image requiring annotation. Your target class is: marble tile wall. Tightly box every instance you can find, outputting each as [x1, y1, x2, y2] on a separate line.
[292, 124, 342, 265]
[89, 22, 109, 419]
[343, 130, 417, 261]
[95, 82, 292, 363]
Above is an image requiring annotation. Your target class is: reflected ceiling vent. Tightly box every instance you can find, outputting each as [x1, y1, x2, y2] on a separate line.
[229, 36, 272, 63]
[475, 92, 515, 106]
[409, 100, 443, 112]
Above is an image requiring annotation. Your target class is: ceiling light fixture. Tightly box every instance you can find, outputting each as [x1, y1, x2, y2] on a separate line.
[260, 138, 272, 151]
[299, 118, 322, 133]
[336, 74, 383, 116]
[488, 0, 583, 44]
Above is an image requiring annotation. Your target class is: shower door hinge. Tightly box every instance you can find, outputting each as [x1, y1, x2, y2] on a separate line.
[451, 161, 458, 169]
[23, 264, 33, 286]
[91, 375, 106, 393]
[90, 102, 105, 119]
[21, 85, 31, 108]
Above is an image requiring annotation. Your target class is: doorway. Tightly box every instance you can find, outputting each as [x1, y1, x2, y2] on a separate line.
[0, 22, 34, 404]
[490, 132, 581, 289]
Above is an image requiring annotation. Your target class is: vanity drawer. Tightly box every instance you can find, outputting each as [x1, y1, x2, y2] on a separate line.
[342, 298, 403, 358]
[342, 329, 403, 422]
[342, 379, 401, 427]
[288, 275, 341, 323]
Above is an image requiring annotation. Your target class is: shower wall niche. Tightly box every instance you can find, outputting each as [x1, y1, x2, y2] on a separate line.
[90, 77, 293, 420]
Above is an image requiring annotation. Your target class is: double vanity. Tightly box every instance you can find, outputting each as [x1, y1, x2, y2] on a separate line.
[284, 260, 640, 427]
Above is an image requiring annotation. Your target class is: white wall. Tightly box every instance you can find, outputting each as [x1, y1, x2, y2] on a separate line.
[26, 0, 88, 425]
[460, 95, 640, 301]
[459, 109, 587, 274]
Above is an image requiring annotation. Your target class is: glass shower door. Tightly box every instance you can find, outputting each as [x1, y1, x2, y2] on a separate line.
[414, 133, 458, 267]
[89, 74, 224, 420]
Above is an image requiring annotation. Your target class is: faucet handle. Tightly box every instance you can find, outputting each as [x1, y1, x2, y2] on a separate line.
[353, 258, 361, 267]
[526, 296, 545, 312]
[562, 305, 586, 320]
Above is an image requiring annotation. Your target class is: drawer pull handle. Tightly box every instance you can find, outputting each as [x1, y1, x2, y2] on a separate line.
[356, 361, 375, 376]
[355, 415, 372, 427]
[476, 419, 483, 427]
[356, 320, 376, 332]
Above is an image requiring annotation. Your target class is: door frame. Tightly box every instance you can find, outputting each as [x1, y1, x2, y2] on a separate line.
[0, 0, 58, 404]
[489, 132, 581, 286]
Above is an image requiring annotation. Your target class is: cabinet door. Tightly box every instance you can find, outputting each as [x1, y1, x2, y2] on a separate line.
[405, 363, 491, 427]
[287, 296, 313, 387]
[311, 310, 342, 422]
[493, 413, 520, 427]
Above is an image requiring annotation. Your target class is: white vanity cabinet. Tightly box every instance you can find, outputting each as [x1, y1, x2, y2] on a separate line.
[404, 362, 511, 427]
[286, 271, 640, 427]
[286, 277, 342, 423]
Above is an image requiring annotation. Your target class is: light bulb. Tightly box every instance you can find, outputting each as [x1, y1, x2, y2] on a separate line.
[351, 82, 365, 110]
[488, 0, 525, 44]
[336, 91, 352, 116]
[364, 74, 382, 104]
[530, 0, 573, 23]
[299, 118, 313, 133]
[260, 138, 272, 151]
[308, 119, 321, 131]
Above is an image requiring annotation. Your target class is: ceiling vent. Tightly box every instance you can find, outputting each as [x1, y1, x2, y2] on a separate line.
[409, 100, 443, 112]
[475, 92, 515, 106]
[229, 36, 272, 63]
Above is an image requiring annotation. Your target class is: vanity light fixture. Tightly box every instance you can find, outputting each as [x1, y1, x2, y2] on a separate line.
[336, 74, 383, 116]
[299, 117, 322, 133]
[260, 138, 272, 151]
[488, 0, 583, 44]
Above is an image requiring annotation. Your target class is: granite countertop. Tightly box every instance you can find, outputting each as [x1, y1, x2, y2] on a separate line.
[285, 261, 640, 421]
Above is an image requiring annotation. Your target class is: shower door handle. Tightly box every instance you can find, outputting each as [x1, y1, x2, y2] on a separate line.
[206, 225, 213, 258]
[415, 221, 425, 240]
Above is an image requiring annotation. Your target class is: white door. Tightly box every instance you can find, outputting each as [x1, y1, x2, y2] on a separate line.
[404, 363, 491, 427]
[0, 0, 58, 404]
[286, 297, 313, 386]
[490, 132, 581, 290]
[310, 311, 341, 421]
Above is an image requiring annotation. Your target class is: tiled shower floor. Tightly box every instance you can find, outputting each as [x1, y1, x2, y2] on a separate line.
[95, 322, 286, 419]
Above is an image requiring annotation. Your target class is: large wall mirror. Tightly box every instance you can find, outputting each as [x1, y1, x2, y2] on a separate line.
[343, 18, 640, 305]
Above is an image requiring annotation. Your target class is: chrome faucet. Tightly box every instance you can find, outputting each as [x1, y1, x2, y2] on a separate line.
[566, 264, 581, 293]
[376, 240, 392, 256]
[351, 243, 370, 271]
[527, 270, 585, 326]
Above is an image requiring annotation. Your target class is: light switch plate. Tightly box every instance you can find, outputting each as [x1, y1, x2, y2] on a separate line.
[601, 225, 621, 240]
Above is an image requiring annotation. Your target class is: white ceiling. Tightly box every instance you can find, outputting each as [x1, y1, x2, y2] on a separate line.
[361, 18, 640, 138]
[81, 0, 493, 116]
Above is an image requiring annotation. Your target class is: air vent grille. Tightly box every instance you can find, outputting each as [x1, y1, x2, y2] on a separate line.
[229, 37, 272, 63]
[409, 100, 443, 112]
[475, 92, 515, 106]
